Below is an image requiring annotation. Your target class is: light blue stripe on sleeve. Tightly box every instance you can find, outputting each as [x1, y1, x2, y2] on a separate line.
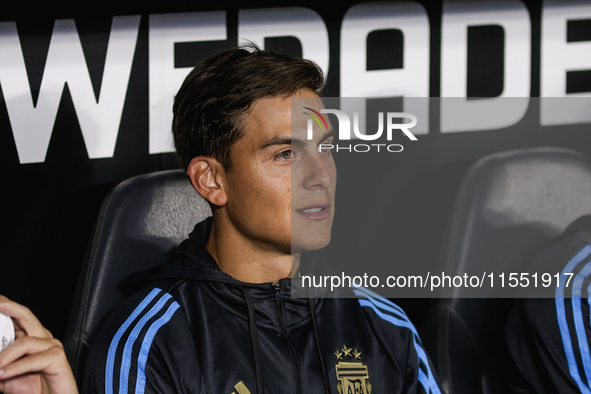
[555, 244, 591, 394]
[353, 286, 407, 318]
[106, 288, 162, 394]
[571, 260, 591, 387]
[119, 293, 172, 394]
[357, 296, 441, 394]
[135, 302, 181, 394]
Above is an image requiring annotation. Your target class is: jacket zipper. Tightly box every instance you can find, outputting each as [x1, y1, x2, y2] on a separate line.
[273, 282, 302, 393]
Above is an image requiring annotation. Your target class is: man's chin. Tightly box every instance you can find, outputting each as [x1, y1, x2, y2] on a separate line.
[291, 236, 332, 254]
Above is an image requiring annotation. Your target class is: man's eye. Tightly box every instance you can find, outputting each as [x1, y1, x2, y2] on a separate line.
[277, 150, 294, 160]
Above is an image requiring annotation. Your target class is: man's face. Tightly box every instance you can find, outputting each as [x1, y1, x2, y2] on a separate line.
[223, 89, 336, 255]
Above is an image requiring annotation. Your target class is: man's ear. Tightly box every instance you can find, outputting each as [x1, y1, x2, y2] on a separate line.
[186, 156, 228, 207]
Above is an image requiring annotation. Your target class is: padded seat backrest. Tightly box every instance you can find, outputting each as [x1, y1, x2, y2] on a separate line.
[63, 169, 211, 384]
[421, 147, 591, 394]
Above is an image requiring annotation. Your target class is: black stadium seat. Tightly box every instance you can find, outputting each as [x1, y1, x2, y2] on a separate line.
[62, 169, 211, 385]
[421, 147, 591, 393]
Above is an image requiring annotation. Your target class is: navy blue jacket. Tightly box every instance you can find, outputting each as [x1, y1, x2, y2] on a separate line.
[506, 215, 591, 393]
[83, 218, 441, 393]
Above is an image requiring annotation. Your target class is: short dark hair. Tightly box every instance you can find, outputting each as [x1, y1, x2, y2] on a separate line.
[172, 45, 326, 171]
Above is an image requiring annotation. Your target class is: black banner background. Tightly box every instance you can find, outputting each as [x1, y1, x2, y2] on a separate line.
[1, 0, 590, 339]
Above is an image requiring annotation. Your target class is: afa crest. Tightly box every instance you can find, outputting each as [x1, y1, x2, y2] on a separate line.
[334, 345, 372, 394]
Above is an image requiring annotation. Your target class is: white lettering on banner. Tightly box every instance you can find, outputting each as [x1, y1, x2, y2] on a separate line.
[148, 11, 227, 155]
[340, 2, 430, 136]
[1, 2, 591, 164]
[238, 7, 329, 77]
[440, 0, 531, 133]
[540, 0, 591, 126]
[0, 16, 140, 164]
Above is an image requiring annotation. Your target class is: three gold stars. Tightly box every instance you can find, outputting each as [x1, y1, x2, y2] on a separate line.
[334, 345, 362, 360]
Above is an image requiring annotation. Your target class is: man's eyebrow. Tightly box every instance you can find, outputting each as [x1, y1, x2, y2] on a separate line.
[259, 129, 335, 150]
[259, 136, 304, 149]
[318, 129, 336, 143]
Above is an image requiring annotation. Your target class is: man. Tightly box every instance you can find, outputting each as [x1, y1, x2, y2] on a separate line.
[82, 45, 441, 393]
[506, 215, 591, 393]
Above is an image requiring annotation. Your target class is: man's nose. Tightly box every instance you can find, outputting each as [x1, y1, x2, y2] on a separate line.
[302, 154, 333, 190]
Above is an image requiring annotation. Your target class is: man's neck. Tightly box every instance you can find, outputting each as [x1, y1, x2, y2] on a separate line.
[205, 216, 300, 284]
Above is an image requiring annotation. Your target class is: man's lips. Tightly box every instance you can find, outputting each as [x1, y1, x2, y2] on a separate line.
[295, 203, 331, 220]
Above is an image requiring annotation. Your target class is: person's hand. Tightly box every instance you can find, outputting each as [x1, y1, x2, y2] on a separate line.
[0, 296, 78, 394]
